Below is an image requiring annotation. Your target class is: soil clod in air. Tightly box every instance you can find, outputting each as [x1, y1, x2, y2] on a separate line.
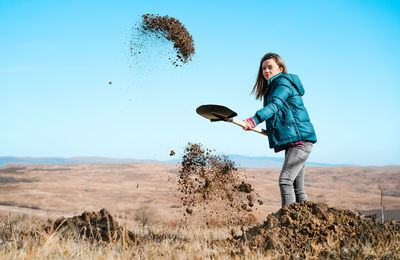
[130, 14, 195, 67]
[177, 142, 260, 226]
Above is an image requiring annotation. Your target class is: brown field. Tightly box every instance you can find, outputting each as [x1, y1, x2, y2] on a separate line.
[1, 163, 400, 259]
[0, 163, 399, 222]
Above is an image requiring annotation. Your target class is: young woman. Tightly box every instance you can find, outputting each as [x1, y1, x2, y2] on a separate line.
[243, 53, 317, 207]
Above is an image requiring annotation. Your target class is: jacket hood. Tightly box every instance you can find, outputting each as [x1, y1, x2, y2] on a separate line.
[282, 74, 305, 96]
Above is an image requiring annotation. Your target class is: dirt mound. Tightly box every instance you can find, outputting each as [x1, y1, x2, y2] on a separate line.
[241, 201, 400, 258]
[130, 14, 195, 67]
[54, 208, 125, 242]
[177, 143, 261, 226]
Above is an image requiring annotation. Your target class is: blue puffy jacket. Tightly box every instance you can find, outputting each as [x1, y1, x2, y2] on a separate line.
[253, 73, 317, 148]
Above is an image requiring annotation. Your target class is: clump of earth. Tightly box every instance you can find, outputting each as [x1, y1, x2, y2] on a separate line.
[130, 14, 195, 67]
[54, 208, 135, 243]
[177, 143, 262, 226]
[237, 201, 400, 258]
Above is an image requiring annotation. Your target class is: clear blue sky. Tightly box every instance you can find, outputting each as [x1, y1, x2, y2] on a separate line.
[1, 0, 399, 166]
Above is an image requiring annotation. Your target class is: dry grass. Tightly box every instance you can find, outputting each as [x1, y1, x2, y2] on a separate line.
[1, 214, 399, 259]
[0, 215, 258, 259]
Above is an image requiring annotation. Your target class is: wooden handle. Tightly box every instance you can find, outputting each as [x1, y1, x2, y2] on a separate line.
[230, 118, 268, 136]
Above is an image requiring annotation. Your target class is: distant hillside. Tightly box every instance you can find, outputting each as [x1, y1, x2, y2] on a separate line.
[0, 156, 156, 167]
[227, 154, 342, 168]
[165, 155, 343, 168]
[0, 155, 342, 168]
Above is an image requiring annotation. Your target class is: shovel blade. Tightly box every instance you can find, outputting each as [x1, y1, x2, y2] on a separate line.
[196, 105, 237, 121]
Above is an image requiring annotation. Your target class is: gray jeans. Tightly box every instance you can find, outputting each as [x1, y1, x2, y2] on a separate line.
[279, 141, 313, 206]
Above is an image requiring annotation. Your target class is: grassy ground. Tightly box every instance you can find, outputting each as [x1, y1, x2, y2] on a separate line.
[0, 215, 261, 259]
[1, 214, 399, 259]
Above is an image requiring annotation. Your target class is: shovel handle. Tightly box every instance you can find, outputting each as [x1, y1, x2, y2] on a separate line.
[229, 118, 268, 136]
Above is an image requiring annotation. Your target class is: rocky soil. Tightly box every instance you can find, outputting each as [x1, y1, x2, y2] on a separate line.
[239, 201, 400, 258]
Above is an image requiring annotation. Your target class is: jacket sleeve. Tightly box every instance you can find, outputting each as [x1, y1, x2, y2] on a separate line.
[253, 83, 292, 124]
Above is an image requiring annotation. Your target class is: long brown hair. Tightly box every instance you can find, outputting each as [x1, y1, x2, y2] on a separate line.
[251, 53, 287, 100]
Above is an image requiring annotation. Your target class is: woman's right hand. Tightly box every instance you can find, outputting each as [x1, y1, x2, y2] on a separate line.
[243, 118, 256, 131]
[242, 120, 252, 131]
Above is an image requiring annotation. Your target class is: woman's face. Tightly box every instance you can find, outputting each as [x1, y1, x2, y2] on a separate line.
[262, 59, 283, 80]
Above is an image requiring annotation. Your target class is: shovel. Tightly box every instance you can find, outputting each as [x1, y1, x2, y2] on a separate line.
[196, 104, 267, 136]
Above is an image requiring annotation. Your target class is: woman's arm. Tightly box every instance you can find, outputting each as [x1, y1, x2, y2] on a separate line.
[253, 82, 292, 124]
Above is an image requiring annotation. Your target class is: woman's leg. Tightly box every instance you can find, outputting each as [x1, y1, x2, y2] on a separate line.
[279, 142, 313, 206]
[293, 165, 308, 202]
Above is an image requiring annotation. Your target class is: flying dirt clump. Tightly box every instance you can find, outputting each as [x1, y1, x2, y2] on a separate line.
[130, 14, 195, 67]
[238, 201, 400, 258]
[177, 142, 262, 226]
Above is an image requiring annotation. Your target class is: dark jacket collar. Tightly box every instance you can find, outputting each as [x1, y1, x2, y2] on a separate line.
[267, 72, 283, 86]
[267, 73, 305, 96]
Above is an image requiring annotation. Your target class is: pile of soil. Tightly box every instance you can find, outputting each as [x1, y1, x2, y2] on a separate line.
[177, 143, 262, 226]
[52, 209, 181, 245]
[54, 208, 129, 243]
[130, 14, 195, 67]
[240, 201, 400, 258]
